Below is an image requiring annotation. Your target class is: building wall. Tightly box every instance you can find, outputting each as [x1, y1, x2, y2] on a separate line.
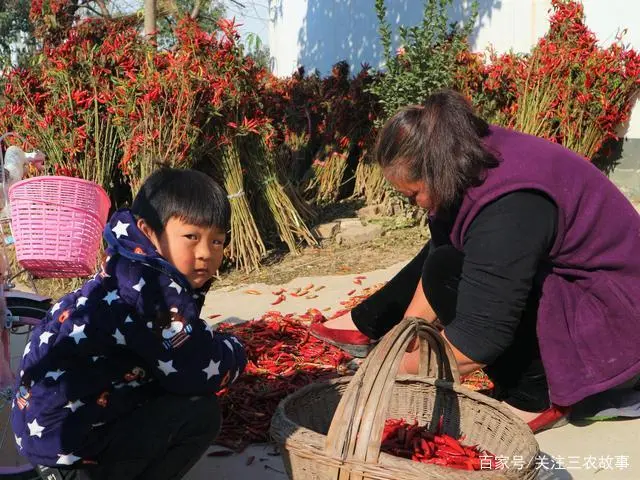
[261, 0, 640, 194]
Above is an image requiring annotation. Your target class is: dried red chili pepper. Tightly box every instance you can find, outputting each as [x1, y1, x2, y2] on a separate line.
[214, 310, 354, 451]
[379, 418, 497, 471]
[271, 294, 286, 305]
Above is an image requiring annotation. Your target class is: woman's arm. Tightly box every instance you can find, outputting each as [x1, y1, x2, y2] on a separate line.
[403, 279, 437, 321]
[402, 191, 557, 376]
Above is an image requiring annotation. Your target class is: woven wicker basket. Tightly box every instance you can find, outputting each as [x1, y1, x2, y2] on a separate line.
[271, 317, 540, 480]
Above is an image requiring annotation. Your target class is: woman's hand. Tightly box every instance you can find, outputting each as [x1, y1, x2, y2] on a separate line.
[398, 333, 486, 376]
[399, 279, 486, 376]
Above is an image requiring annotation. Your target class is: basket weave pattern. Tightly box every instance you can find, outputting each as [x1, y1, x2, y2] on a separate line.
[8, 176, 110, 278]
[271, 318, 540, 480]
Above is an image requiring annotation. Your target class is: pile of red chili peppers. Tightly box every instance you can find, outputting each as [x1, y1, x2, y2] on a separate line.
[381, 418, 498, 470]
[215, 308, 353, 451]
[213, 285, 494, 452]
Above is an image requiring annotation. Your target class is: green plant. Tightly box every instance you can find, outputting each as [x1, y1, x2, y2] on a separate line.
[369, 0, 478, 123]
[244, 32, 272, 70]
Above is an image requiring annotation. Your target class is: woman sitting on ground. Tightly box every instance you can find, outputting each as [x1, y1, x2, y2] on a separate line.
[311, 89, 640, 433]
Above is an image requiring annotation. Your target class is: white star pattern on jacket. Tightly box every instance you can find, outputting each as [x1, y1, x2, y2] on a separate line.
[157, 360, 177, 375]
[22, 342, 31, 358]
[57, 453, 81, 465]
[111, 220, 129, 239]
[168, 281, 182, 294]
[103, 290, 120, 305]
[28, 419, 45, 437]
[202, 360, 220, 380]
[69, 324, 87, 344]
[11, 210, 248, 467]
[45, 369, 65, 381]
[112, 329, 126, 345]
[64, 400, 84, 412]
[132, 277, 146, 292]
[51, 302, 62, 315]
[39, 331, 54, 346]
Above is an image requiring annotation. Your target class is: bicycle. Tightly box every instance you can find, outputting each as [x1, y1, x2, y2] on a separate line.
[0, 133, 54, 479]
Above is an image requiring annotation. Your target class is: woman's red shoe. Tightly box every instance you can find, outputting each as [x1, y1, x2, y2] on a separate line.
[527, 404, 571, 433]
[309, 322, 375, 358]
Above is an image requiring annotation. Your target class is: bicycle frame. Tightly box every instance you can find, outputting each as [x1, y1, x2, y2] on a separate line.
[0, 133, 51, 326]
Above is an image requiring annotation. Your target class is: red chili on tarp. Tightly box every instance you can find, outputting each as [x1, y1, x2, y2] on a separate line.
[214, 310, 354, 451]
[381, 418, 499, 471]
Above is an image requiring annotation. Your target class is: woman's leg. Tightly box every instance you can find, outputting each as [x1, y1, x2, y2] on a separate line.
[421, 245, 551, 414]
[347, 241, 432, 338]
[43, 394, 221, 480]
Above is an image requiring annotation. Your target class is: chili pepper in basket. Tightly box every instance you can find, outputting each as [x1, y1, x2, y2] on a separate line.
[380, 418, 497, 471]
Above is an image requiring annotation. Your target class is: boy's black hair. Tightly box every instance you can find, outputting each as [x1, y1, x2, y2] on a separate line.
[131, 167, 230, 235]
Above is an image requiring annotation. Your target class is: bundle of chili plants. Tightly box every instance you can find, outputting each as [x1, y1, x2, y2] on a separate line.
[114, 53, 201, 195]
[214, 309, 353, 451]
[353, 159, 390, 206]
[0, 18, 127, 191]
[220, 140, 266, 271]
[381, 418, 499, 470]
[242, 136, 317, 254]
[307, 146, 351, 204]
[273, 143, 317, 223]
[454, 0, 640, 163]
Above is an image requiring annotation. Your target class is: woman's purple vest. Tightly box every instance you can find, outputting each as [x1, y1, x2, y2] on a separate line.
[448, 126, 640, 406]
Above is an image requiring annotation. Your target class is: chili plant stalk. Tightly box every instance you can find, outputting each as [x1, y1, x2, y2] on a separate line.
[243, 137, 317, 254]
[354, 160, 389, 206]
[222, 141, 266, 271]
[308, 147, 349, 204]
[274, 146, 317, 222]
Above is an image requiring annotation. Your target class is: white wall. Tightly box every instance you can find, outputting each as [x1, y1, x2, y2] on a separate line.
[267, 0, 640, 137]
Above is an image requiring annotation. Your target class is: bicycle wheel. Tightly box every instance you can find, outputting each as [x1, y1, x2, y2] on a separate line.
[0, 297, 50, 479]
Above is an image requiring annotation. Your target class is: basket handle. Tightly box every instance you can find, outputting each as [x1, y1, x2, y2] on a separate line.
[324, 317, 460, 480]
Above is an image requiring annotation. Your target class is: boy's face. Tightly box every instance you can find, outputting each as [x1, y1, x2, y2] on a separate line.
[138, 217, 226, 289]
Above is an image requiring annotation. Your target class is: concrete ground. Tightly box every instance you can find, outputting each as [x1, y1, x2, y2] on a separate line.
[186, 261, 640, 480]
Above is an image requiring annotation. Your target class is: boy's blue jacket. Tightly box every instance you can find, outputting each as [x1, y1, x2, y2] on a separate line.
[11, 209, 246, 467]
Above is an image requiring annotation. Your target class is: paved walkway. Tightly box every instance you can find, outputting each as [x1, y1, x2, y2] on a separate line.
[187, 262, 640, 480]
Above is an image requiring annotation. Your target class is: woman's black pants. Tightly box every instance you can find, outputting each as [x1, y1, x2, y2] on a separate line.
[352, 243, 551, 412]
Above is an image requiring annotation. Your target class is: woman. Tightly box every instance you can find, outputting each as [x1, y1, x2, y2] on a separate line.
[311, 89, 640, 433]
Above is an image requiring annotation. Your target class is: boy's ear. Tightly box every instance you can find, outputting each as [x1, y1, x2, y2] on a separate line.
[137, 219, 157, 242]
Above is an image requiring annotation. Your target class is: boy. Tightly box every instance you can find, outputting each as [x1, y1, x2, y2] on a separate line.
[12, 168, 247, 479]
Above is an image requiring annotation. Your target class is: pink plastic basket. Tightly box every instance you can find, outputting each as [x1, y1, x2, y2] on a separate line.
[8, 176, 110, 278]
